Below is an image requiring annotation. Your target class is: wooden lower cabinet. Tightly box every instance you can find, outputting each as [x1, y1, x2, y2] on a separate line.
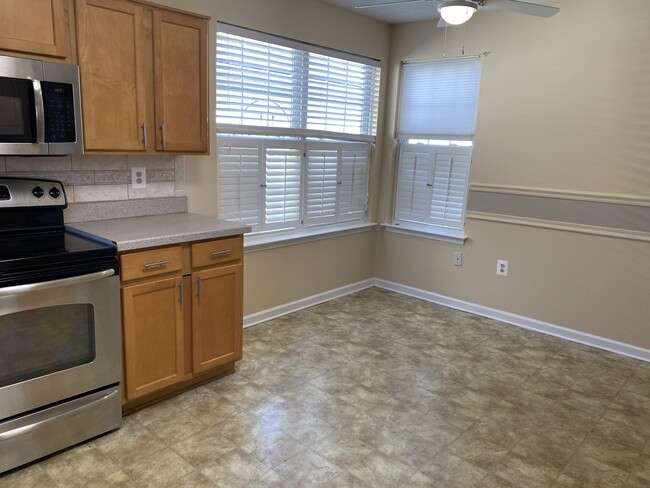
[121, 276, 184, 400]
[120, 236, 243, 408]
[192, 264, 243, 374]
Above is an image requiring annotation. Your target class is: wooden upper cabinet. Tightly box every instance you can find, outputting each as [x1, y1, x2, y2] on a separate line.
[75, 0, 148, 151]
[153, 10, 208, 153]
[0, 0, 72, 60]
[74, 0, 208, 154]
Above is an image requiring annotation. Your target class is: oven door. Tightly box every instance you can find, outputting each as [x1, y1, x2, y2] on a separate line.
[0, 270, 121, 421]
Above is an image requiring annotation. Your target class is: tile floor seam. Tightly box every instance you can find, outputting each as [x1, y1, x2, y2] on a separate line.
[548, 389, 631, 488]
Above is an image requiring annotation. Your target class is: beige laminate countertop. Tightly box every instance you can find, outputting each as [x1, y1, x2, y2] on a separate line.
[69, 213, 251, 252]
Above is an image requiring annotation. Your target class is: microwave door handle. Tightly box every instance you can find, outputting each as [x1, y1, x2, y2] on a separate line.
[32, 79, 46, 144]
[0, 269, 115, 297]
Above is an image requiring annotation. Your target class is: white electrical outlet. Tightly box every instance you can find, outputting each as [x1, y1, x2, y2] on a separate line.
[496, 260, 508, 277]
[453, 252, 462, 266]
[131, 167, 146, 189]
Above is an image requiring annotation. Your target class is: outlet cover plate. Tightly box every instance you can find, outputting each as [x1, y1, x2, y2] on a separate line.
[497, 259, 508, 276]
[131, 167, 146, 189]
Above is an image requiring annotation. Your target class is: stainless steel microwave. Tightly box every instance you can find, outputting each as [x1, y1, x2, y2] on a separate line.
[0, 55, 83, 156]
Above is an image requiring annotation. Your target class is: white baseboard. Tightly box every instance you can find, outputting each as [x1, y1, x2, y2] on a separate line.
[374, 278, 650, 363]
[244, 279, 375, 328]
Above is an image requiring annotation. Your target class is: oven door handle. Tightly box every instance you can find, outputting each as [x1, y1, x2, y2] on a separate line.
[0, 388, 119, 442]
[0, 269, 115, 297]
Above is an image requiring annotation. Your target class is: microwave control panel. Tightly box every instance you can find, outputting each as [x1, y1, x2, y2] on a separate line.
[42, 81, 76, 143]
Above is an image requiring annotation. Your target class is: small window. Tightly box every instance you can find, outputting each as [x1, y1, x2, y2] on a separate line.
[394, 56, 483, 233]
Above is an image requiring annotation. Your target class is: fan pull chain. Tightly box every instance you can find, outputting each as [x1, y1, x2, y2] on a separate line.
[462, 18, 468, 55]
[443, 22, 448, 58]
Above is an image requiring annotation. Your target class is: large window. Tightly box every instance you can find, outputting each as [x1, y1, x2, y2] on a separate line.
[393, 56, 482, 235]
[216, 24, 380, 234]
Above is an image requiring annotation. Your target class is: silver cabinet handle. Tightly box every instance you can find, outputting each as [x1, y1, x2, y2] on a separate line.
[142, 121, 148, 149]
[0, 269, 115, 297]
[32, 80, 45, 144]
[179, 280, 184, 307]
[196, 276, 202, 303]
[143, 260, 169, 269]
[160, 123, 166, 149]
[210, 249, 231, 257]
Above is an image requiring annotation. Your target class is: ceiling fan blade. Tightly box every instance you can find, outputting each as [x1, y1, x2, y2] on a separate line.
[437, 17, 448, 28]
[354, 0, 428, 10]
[482, 0, 559, 17]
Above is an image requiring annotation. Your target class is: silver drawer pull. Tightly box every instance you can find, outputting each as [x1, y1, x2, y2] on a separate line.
[210, 249, 231, 257]
[143, 260, 169, 269]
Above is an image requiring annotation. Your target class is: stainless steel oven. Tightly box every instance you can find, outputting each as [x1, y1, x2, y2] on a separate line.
[0, 55, 83, 155]
[0, 178, 121, 473]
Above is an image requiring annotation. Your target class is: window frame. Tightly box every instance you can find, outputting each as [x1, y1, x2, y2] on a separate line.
[215, 24, 380, 239]
[392, 55, 483, 239]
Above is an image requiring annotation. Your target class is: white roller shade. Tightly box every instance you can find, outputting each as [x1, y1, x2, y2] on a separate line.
[397, 56, 483, 139]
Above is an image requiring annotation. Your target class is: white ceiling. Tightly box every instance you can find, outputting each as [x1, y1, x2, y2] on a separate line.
[318, 0, 557, 25]
[318, 0, 445, 24]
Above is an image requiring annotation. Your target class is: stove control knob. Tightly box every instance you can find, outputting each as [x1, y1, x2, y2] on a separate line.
[49, 187, 61, 199]
[32, 186, 45, 198]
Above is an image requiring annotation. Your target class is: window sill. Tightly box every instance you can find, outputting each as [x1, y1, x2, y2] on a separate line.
[382, 222, 467, 245]
[244, 222, 377, 252]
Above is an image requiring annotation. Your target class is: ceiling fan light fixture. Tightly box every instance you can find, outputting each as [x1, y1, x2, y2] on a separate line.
[438, 0, 477, 25]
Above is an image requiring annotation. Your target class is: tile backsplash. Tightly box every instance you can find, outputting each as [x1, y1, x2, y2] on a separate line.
[0, 154, 185, 203]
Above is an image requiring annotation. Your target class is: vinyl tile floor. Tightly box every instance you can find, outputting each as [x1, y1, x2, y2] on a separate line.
[2, 287, 650, 487]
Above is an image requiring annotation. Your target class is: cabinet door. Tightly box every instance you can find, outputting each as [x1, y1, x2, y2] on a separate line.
[75, 0, 148, 151]
[122, 276, 184, 399]
[0, 0, 70, 59]
[152, 9, 207, 153]
[192, 264, 243, 374]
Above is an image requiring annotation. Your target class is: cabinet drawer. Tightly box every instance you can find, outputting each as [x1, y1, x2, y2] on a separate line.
[191, 236, 242, 268]
[121, 246, 183, 281]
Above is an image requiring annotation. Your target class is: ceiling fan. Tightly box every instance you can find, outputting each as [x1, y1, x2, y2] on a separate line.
[355, 0, 559, 26]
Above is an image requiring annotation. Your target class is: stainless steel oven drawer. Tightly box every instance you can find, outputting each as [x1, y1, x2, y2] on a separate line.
[0, 385, 121, 473]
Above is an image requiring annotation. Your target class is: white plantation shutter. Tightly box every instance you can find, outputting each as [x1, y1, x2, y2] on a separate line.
[305, 143, 339, 225]
[338, 144, 369, 221]
[396, 144, 471, 229]
[217, 138, 262, 227]
[305, 142, 370, 226]
[395, 145, 434, 223]
[264, 143, 302, 230]
[429, 146, 471, 227]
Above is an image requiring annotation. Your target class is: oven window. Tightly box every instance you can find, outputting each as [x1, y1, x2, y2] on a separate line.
[0, 304, 96, 388]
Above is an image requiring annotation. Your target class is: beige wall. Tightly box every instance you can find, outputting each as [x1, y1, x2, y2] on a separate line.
[156, 0, 390, 313]
[244, 230, 376, 316]
[376, 0, 650, 349]
[151, 0, 650, 351]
